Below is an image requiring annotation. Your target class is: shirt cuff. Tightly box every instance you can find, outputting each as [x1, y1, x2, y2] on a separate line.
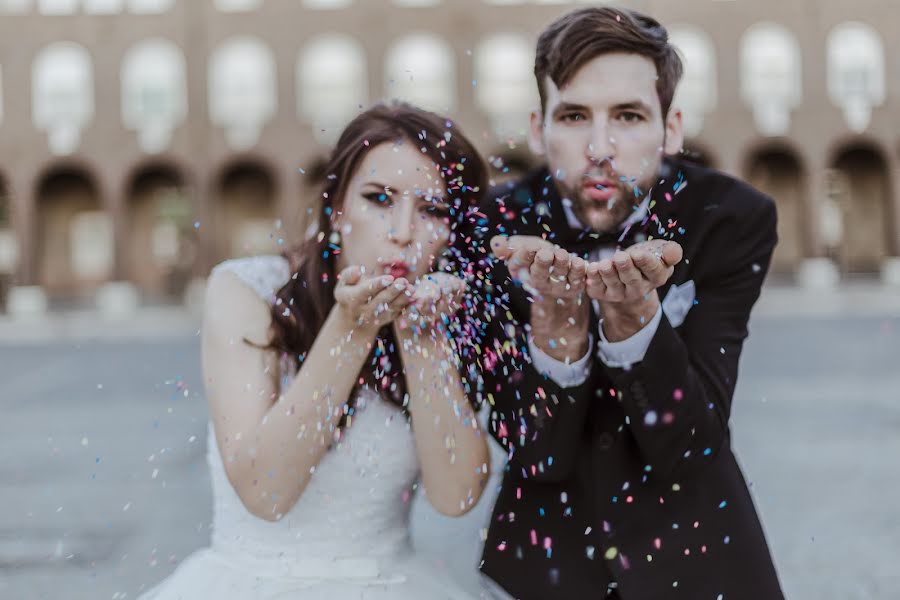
[597, 305, 663, 369]
[527, 333, 594, 388]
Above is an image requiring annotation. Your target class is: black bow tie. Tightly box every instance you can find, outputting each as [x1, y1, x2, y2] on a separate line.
[558, 221, 651, 258]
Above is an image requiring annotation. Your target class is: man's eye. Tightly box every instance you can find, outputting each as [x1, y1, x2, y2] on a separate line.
[560, 113, 585, 123]
[618, 112, 644, 123]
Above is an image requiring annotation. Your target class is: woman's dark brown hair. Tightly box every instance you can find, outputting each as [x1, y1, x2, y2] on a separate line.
[535, 6, 684, 118]
[264, 102, 487, 426]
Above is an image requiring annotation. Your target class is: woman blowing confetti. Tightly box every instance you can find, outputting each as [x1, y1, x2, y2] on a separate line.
[139, 102, 490, 600]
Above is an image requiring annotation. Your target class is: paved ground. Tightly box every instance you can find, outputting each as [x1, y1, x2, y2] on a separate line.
[1, 296, 899, 599]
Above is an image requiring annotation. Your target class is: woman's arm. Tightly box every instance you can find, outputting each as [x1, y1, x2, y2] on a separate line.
[395, 308, 490, 517]
[202, 269, 408, 521]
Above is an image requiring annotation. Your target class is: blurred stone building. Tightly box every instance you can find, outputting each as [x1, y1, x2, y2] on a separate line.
[0, 0, 898, 313]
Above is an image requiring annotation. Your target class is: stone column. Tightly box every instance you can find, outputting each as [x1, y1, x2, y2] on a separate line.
[881, 154, 900, 286]
[797, 153, 840, 289]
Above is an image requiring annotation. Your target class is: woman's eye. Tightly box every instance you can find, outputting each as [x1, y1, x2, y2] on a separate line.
[421, 203, 450, 217]
[364, 192, 390, 206]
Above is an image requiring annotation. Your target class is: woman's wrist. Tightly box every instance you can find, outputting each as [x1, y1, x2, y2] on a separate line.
[329, 304, 380, 341]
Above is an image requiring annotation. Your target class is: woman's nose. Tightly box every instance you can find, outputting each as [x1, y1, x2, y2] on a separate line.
[388, 203, 415, 245]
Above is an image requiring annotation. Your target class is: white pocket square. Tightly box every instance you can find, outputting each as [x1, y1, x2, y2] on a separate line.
[662, 279, 696, 328]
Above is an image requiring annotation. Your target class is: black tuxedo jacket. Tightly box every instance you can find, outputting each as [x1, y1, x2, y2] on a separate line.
[457, 160, 784, 599]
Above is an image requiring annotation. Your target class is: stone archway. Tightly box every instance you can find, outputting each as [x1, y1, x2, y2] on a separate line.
[36, 166, 110, 302]
[126, 163, 195, 300]
[215, 161, 279, 261]
[828, 144, 892, 274]
[680, 144, 717, 169]
[745, 146, 806, 275]
[0, 173, 15, 306]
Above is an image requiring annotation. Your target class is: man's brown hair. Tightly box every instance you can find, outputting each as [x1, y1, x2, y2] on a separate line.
[535, 6, 684, 118]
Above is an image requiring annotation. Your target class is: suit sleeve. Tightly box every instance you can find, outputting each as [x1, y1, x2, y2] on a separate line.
[456, 204, 593, 483]
[604, 194, 778, 480]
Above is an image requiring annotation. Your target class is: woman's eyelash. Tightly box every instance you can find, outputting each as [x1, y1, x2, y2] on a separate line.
[364, 191, 390, 205]
[422, 204, 450, 216]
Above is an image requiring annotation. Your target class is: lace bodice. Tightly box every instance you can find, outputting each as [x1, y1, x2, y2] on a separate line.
[205, 256, 420, 572]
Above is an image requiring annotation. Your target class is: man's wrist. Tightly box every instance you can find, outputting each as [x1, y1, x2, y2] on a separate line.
[530, 297, 590, 363]
[600, 292, 660, 342]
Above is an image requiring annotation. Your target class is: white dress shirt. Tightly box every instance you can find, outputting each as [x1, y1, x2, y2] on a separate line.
[527, 196, 663, 387]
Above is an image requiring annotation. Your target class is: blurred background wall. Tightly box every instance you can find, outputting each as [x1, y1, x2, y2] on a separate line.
[0, 0, 898, 314]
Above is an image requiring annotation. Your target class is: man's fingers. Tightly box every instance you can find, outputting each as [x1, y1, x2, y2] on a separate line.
[489, 236, 512, 260]
[613, 250, 643, 286]
[660, 241, 684, 267]
[493, 235, 552, 270]
[585, 263, 607, 298]
[551, 247, 571, 279]
[568, 256, 587, 283]
[598, 258, 625, 300]
[530, 247, 554, 280]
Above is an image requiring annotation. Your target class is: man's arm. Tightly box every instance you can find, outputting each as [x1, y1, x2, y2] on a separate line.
[454, 211, 594, 482]
[601, 198, 777, 479]
[469, 257, 594, 483]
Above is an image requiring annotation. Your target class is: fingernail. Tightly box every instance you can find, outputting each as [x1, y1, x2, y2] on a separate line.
[382, 276, 394, 285]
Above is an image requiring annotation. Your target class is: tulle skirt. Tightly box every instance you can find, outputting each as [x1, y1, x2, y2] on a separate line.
[137, 545, 480, 600]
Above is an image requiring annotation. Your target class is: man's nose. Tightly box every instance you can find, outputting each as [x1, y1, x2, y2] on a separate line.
[586, 123, 616, 164]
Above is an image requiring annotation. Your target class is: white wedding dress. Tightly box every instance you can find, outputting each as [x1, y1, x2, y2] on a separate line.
[139, 255, 479, 600]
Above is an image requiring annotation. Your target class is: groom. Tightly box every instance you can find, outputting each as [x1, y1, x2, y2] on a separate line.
[460, 6, 784, 599]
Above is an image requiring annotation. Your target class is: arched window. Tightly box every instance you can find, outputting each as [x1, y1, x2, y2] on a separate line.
[127, 0, 174, 14]
[297, 34, 367, 144]
[214, 0, 262, 11]
[84, 0, 124, 13]
[32, 42, 94, 155]
[384, 33, 456, 112]
[740, 23, 802, 137]
[302, 0, 352, 8]
[827, 22, 885, 133]
[0, 1, 34, 14]
[392, 0, 440, 6]
[38, 0, 77, 14]
[474, 33, 535, 136]
[668, 25, 717, 138]
[209, 36, 277, 151]
[121, 38, 188, 154]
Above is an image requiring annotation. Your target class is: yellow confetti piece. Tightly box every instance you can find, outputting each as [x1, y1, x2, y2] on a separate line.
[605, 547, 618, 560]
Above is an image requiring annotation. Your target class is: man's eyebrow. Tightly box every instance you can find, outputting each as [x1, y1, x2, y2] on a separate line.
[551, 101, 590, 116]
[612, 100, 653, 113]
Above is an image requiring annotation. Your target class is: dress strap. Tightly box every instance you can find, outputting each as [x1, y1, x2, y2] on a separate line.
[210, 255, 291, 305]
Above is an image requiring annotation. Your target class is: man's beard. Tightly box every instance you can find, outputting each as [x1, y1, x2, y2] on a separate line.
[561, 169, 658, 234]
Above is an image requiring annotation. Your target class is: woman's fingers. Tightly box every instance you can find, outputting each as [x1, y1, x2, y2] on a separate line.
[335, 274, 393, 309]
[338, 265, 362, 285]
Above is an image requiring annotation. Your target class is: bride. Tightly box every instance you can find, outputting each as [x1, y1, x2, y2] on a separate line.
[140, 103, 491, 599]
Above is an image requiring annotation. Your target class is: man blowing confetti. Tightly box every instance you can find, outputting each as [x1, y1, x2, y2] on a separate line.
[454, 6, 785, 600]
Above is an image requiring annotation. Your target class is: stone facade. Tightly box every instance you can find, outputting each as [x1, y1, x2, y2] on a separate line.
[1, 0, 898, 311]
